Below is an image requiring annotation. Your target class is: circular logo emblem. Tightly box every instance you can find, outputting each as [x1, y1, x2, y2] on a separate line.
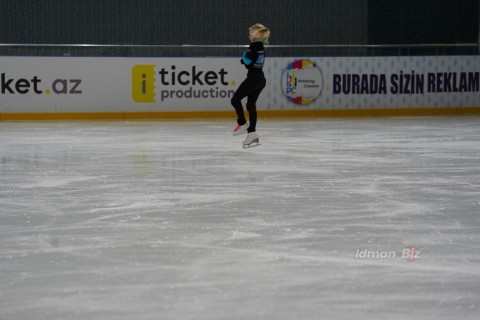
[281, 59, 323, 105]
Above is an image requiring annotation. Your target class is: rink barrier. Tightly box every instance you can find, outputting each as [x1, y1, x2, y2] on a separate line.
[2, 108, 480, 121]
[1, 55, 479, 119]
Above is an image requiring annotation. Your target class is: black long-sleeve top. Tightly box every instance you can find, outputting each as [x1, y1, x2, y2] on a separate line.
[241, 41, 266, 78]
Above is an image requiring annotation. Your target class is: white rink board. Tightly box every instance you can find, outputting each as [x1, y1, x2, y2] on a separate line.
[0, 56, 479, 113]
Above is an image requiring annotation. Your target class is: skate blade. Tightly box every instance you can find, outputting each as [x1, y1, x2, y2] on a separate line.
[233, 131, 248, 136]
[243, 139, 260, 149]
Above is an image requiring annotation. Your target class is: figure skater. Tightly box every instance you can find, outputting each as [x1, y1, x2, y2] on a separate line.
[231, 23, 270, 148]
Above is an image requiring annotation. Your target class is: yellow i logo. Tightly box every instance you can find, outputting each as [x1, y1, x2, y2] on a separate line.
[132, 65, 156, 102]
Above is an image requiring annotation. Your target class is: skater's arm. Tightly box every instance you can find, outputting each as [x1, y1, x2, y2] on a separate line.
[241, 50, 257, 68]
[241, 41, 264, 69]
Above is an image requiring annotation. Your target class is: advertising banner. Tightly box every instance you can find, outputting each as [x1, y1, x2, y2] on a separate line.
[268, 56, 479, 110]
[0, 56, 479, 115]
[0, 57, 244, 113]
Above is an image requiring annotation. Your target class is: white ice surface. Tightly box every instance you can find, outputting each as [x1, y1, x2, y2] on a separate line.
[1, 118, 480, 320]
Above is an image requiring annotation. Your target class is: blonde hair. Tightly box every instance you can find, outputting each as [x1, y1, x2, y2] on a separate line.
[249, 23, 270, 44]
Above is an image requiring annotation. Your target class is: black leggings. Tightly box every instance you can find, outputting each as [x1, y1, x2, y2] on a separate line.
[231, 77, 266, 133]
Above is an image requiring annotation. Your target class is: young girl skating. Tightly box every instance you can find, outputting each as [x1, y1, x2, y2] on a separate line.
[231, 23, 270, 148]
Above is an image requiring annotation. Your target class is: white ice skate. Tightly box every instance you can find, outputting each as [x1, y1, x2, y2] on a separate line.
[233, 122, 249, 136]
[242, 132, 260, 148]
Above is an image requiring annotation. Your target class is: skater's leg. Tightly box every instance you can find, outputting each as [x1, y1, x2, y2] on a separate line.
[231, 80, 252, 125]
[245, 78, 266, 133]
[245, 102, 257, 133]
[231, 96, 246, 126]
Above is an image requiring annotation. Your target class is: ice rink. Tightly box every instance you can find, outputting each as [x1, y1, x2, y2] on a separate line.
[1, 117, 480, 320]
